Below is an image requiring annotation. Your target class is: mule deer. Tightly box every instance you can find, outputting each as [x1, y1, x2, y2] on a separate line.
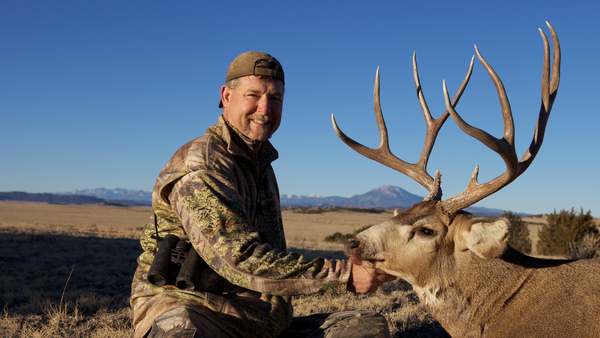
[333, 22, 600, 337]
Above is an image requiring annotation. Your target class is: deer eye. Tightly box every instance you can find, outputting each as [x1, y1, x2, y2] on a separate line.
[422, 228, 434, 236]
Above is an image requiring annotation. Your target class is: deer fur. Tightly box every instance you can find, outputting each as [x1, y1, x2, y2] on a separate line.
[346, 201, 600, 337]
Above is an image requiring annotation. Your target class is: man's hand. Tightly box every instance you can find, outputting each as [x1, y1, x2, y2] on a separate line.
[347, 263, 397, 293]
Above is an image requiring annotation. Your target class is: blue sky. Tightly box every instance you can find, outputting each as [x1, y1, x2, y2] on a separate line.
[1, 1, 599, 216]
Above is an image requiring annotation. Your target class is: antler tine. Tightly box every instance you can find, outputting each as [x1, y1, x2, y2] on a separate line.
[332, 67, 433, 191]
[332, 55, 475, 197]
[414, 53, 475, 171]
[518, 21, 561, 172]
[441, 24, 560, 215]
[372, 67, 391, 155]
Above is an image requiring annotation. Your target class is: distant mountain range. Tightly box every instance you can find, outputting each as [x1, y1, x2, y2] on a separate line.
[56, 188, 152, 204]
[281, 185, 510, 217]
[281, 185, 423, 209]
[0, 190, 151, 207]
[1, 186, 514, 216]
[0, 191, 107, 205]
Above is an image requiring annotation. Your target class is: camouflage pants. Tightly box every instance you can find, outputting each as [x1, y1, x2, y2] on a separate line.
[147, 307, 391, 338]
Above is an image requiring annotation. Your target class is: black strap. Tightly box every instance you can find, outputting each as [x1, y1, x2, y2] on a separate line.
[154, 212, 161, 241]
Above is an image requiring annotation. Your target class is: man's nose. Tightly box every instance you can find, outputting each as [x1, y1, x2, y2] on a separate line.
[257, 96, 270, 113]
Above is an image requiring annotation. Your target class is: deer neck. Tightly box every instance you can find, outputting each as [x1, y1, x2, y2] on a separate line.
[413, 247, 534, 337]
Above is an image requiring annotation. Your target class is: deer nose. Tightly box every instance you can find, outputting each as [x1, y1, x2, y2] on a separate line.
[344, 237, 360, 257]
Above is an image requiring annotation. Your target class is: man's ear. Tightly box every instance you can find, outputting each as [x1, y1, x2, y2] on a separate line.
[220, 85, 231, 109]
[458, 218, 509, 259]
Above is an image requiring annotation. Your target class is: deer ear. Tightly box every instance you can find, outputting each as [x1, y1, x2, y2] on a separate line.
[462, 218, 509, 259]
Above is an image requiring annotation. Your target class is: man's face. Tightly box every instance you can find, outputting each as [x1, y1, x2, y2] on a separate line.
[220, 76, 284, 143]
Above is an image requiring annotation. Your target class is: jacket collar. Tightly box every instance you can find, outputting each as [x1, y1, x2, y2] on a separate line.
[211, 115, 279, 168]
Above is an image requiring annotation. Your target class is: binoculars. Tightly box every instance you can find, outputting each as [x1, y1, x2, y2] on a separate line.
[147, 234, 204, 290]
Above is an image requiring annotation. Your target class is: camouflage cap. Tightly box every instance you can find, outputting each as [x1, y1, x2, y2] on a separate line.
[219, 51, 284, 108]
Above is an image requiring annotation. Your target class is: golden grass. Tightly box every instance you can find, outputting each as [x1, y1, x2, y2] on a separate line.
[0, 201, 149, 239]
[291, 280, 447, 337]
[282, 208, 395, 243]
[1, 306, 133, 338]
[5, 201, 596, 337]
[0, 202, 142, 337]
[0, 202, 447, 337]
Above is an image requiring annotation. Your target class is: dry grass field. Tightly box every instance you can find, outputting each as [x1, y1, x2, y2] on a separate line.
[1, 201, 594, 337]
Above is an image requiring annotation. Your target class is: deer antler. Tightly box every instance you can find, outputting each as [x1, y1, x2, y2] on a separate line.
[333, 22, 560, 216]
[332, 53, 474, 200]
[440, 21, 560, 215]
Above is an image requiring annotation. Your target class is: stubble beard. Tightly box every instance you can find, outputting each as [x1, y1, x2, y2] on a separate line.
[244, 115, 273, 142]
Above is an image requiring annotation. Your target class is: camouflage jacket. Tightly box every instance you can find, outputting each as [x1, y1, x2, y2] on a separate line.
[131, 115, 351, 338]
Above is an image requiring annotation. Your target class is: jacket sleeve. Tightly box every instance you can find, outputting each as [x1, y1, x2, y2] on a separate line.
[169, 168, 352, 297]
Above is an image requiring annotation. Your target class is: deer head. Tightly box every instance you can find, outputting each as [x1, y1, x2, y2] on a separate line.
[333, 22, 560, 282]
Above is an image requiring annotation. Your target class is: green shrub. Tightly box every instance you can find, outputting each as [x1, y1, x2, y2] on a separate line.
[324, 225, 374, 243]
[503, 211, 532, 254]
[324, 232, 348, 243]
[569, 234, 600, 259]
[536, 208, 597, 256]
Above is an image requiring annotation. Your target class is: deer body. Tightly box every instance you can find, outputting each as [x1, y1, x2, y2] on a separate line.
[348, 202, 600, 337]
[333, 23, 599, 336]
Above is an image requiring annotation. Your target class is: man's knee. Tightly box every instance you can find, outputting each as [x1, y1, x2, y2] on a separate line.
[287, 310, 391, 338]
[321, 311, 391, 338]
[147, 308, 197, 338]
[148, 325, 196, 338]
[145, 306, 245, 338]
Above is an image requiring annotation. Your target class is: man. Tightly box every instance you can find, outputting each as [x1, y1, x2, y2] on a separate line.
[131, 51, 396, 338]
